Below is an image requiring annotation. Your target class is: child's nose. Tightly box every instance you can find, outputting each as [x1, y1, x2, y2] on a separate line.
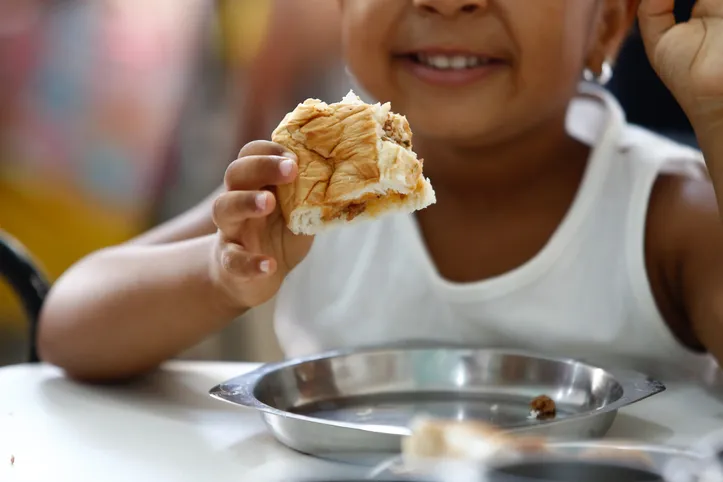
[413, 0, 487, 16]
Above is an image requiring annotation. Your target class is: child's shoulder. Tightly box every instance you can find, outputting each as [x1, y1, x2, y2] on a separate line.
[573, 88, 702, 177]
[618, 123, 711, 238]
[637, 125, 717, 304]
[618, 123, 704, 174]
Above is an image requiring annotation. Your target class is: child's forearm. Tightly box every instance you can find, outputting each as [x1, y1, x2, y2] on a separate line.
[37, 235, 245, 382]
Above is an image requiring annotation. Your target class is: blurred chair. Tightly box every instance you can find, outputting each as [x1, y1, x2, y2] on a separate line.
[0, 231, 49, 363]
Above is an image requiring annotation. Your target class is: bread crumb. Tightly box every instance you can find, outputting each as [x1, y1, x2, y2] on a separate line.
[530, 395, 556, 420]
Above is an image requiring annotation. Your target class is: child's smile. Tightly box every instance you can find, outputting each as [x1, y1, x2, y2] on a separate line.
[393, 48, 510, 87]
[341, 0, 614, 144]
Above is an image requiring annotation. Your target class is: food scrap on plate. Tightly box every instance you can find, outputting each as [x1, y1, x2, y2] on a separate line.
[529, 395, 556, 420]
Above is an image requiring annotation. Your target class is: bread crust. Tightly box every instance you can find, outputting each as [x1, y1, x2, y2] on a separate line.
[271, 91, 435, 235]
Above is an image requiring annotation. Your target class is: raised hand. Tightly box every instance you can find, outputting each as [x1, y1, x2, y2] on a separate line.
[638, 0, 723, 124]
[210, 141, 314, 310]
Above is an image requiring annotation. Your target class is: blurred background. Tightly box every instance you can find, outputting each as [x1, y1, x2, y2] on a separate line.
[0, 0, 695, 367]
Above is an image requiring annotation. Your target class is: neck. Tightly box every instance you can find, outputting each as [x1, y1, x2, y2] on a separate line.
[415, 113, 590, 204]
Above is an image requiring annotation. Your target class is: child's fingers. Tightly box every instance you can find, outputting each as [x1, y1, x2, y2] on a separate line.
[224, 155, 298, 191]
[212, 190, 277, 232]
[638, 0, 676, 57]
[237, 140, 295, 160]
[691, 0, 723, 18]
[220, 243, 277, 279]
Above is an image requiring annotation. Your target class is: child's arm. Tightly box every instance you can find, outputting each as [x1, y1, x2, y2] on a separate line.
[38, 234, 238, 381]
[36, 186, 232, 382]
[38, 142, 311, 382]
[637, 1, 723, 362]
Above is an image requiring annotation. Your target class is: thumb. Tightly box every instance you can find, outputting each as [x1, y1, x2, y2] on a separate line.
[637, 0, 677, 60]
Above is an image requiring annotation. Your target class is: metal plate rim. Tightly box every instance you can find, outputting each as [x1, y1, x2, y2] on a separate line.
[209, 345, 665, 435]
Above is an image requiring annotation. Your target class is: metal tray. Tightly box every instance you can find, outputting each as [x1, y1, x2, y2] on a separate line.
[209, 347, 665, 463]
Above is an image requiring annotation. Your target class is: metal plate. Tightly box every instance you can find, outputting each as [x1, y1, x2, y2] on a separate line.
[209, 346, 664, 463]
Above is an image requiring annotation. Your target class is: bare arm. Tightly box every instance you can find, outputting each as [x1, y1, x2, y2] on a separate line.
[37, 187, 240, 381]
[38, 235, 242, 381]
[635, 0, 723, 364]
[38, 139, 302, 382]
[651, 133, 723, 366]
[678, 135, 723, 364]
[130, 187, 221, 245]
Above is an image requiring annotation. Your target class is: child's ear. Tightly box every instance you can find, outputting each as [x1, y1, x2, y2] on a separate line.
[586, 0, 639, 73]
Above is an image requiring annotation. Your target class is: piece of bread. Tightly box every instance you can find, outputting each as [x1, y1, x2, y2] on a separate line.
[271, 91, 436, 235]
[579, 446, 653, 467]
[403, 418, 548, 463]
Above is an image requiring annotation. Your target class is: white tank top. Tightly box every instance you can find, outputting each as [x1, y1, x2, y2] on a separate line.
[274, 85, 719, 382]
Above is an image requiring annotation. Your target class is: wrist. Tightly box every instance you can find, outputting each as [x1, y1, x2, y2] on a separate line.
[205, 237, 251, 319]
[692, 119, 723, 159]
[690, 116, 723, 199]
[208, 276, 250, 321]
[688, 102, 723, 141]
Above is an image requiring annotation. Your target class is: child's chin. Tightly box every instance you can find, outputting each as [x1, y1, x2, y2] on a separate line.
[410, 114, 507, 146]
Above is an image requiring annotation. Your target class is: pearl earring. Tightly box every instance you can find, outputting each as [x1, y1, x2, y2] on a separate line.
[583, 59, 614, 85]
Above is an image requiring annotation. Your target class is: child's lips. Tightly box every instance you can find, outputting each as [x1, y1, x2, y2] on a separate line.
[395, 54, 508, 87]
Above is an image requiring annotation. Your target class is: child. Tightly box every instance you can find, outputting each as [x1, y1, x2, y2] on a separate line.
[38, 0, 723, 383]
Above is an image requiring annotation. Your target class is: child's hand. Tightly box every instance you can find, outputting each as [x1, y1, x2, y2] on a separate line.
[638, 0, 723, 127]
[210, 141, 313, 310]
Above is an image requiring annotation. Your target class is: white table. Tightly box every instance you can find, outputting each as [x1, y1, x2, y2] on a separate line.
[1, 362, 722, 482]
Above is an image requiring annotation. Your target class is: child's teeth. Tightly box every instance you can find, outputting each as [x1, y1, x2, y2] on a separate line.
[450, 56, 467, 69]
[429, 55, 450, 69]
[419, 54, 487, 70]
